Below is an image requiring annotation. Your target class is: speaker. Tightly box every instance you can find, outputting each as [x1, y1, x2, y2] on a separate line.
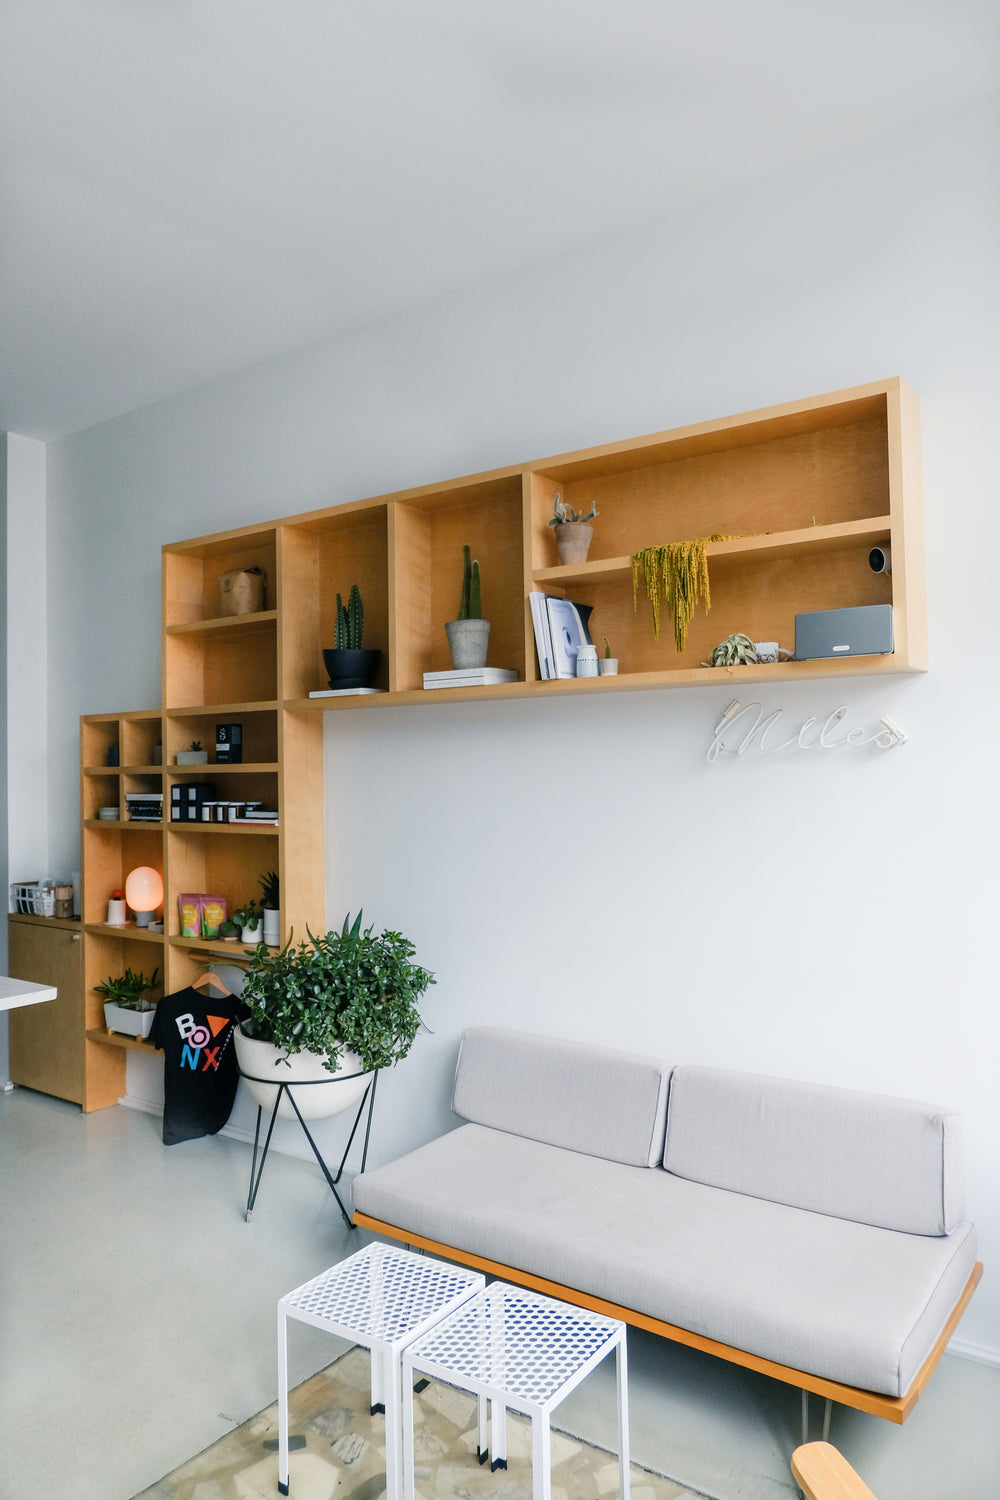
[794, 604, 893, 660]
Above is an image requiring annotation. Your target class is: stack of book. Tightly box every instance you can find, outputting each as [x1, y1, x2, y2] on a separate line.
[423, 667, 518, 690]
[126, 792, 163, 822]
[231, 807, 279, 825]
[530, 593, 594, 679]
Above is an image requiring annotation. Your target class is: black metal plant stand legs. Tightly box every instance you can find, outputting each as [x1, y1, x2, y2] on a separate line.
[243, 1070, 379, 1227]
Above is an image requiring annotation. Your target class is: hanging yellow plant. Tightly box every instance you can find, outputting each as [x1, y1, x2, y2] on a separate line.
[631, 535, 734, 653]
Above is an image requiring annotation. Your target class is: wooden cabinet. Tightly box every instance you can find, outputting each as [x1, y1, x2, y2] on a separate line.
[78, 378, 924, 1069]
[8, 914, 125, 1110]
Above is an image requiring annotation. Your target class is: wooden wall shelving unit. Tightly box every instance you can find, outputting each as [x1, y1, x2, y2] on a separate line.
[69, 378, 924, 1080]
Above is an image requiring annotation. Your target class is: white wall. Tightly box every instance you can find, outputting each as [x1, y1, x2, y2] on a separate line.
[44, 93, 1000, 1358]
[2, 433, 50, 1085]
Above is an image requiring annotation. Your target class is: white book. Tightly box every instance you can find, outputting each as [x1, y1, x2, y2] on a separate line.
[529, 592, 554, 680]
[308, 687, 386, 697]
[423, 668, 518, 689]
[545, 597, 592, 678]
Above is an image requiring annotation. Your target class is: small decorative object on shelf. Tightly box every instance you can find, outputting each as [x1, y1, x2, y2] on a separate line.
[218, 919, 239, 941]
[259, 870, 280, 947]
[322, 583, 381, 690]
[575, 644, 599, 678]
[600, 637, 619, 676]
[549, 492, 599, 565]
[107, 888, 127, 925]
[234, 901, 263, 944]
[176, 739, 209, 765]
[95, 966, 160, 1039]
[215, 722, 243, 763]
[125, 865, 163, 927]
[445, 545, 490, 669]
[632, 534, 734, 652]
[706, 632, 760, 666]
[219, 565, 265, 616]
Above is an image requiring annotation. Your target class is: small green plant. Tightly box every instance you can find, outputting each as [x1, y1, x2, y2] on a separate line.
[234, 900, 262, 931]
[259, 871, 280, 910]
[334, 584, 365, 650]
[189, 740, 203, 752]
[239, 911, 435, 1072]
[707, 632, 759, 666]
[94, 966, 160, 1011]
[457, 544, 482, 621]
[548, 493, 599, 527]
[603, 636, 613, 659]
[218, 919, 239, 939]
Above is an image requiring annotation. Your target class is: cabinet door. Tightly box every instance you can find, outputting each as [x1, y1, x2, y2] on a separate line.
[8, 920, 86, 1105]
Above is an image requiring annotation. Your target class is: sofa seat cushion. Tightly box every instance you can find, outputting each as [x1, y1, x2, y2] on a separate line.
[352, 1124, 978, 1399]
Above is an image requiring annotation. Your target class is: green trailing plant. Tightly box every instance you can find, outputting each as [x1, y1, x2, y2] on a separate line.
[94, 966, 160, 1011]
[548, 493, 599, 526]
[334, 584, 365, 650]
[631, 535, 733, 653]
[239, 911, 435, 1072]
[457, 544, 482, 620]
[706, 632, 759, 666]
[259, 871, 280, 910]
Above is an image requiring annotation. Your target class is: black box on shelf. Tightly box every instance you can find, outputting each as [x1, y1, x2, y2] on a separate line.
[170, 781, 217, 821]
[216, 722, 243, 763]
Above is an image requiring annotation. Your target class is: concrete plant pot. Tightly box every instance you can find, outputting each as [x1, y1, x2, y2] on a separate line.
[445, 618, 490, 669]
[554, 523, 593, 565]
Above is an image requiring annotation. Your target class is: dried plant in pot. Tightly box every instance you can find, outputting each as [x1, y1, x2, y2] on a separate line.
[234, 912, 434, 1121]
[549, 494, 599, 565]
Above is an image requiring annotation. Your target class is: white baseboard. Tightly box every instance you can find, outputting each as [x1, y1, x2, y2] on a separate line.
[947, 1336, 1000, 1370]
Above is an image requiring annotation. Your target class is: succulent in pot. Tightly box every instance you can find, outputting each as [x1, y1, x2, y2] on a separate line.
[322, 583, 381, 689]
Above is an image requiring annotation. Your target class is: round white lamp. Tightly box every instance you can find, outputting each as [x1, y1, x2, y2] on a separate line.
[125, 866, 163, 928]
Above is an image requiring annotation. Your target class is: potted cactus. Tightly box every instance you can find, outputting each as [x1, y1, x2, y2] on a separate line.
[549, 493, 599, 565]
[445, 544, 490, 669]
[322, 583, 381, 689]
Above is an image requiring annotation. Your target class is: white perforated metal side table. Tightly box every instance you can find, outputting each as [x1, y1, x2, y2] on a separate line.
[402, 1282, 630, 1500]
[277, 1244, 484, 1498]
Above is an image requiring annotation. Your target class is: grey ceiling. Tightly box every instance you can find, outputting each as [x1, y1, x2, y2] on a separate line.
[2, 0, 997, 439]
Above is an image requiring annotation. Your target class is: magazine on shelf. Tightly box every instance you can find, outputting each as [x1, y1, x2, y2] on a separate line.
[529, 592, 555, 680]
[545, 597, 594, 678]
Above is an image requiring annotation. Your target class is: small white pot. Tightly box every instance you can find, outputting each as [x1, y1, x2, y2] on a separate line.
[240, 922, 263, 945]
[599, 658, 619, 676]
[104, 1001, 156, 1039]
[234, 1029, 373, 1121]
[262, 907, 281, 947]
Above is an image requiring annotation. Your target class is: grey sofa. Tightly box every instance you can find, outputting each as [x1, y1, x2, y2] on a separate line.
[352, 1027, 981, 1422]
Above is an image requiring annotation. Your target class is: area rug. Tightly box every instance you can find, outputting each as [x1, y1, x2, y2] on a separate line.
[132, 1345, 702, 1500]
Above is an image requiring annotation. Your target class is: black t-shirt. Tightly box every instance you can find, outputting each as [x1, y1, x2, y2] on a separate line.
[150, 986, 249, 1146]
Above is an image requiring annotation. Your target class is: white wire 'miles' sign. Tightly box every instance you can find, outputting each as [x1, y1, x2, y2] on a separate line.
[707, 701, 908, 763]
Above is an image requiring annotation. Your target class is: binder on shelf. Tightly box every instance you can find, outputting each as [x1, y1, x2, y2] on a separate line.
[545, 597, 593, 679]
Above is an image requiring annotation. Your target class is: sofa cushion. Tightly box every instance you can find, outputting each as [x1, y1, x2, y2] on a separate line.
[451, 1027, 671, 1168]
[351, 1123, 978, 1398]
[663, 1066, 964, 1236]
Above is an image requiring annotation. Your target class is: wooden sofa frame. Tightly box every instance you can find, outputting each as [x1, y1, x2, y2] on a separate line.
[354, 1211, 981, 1425]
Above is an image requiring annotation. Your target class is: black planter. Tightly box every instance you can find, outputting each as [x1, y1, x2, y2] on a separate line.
[322, 648, 381, 690]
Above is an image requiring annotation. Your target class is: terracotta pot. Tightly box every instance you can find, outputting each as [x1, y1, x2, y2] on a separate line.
[554, 523, 593, 565]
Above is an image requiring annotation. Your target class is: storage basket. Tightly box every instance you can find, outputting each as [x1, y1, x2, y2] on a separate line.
[10, 882, 56, 916]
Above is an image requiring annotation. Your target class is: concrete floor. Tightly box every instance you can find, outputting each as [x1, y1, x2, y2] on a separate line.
[1, 1087, 997, 1500]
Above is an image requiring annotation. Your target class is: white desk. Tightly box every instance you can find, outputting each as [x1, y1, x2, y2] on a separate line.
[0, 975, 58, 1011]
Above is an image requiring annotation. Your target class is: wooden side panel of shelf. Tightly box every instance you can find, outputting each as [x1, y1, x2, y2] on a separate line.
[280, 709, 326, 937]
[886, 379, 926, 670]
[8, 914, 125, 1111]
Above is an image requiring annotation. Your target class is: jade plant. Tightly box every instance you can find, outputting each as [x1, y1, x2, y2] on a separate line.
[94, 966, 160, 1012]
[334, 584, 365, 650]
[457, 544, 482, 620]
[239, 911, 435, 1072]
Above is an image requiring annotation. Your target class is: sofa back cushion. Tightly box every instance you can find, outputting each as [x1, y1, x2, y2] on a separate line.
[663, 1066, 965, 1235]
[453, 1027, 671, 1168]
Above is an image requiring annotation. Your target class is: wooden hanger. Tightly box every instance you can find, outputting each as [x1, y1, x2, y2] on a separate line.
[192, 969, 233, 997]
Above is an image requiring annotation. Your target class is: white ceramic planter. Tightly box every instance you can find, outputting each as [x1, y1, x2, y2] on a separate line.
[104, 1001, 156, 1038]
[262, 907, 281, 947]
[234, 1028, 373, 1121]
[599, 657, 619, 675]
[240, 922, 263, 945]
